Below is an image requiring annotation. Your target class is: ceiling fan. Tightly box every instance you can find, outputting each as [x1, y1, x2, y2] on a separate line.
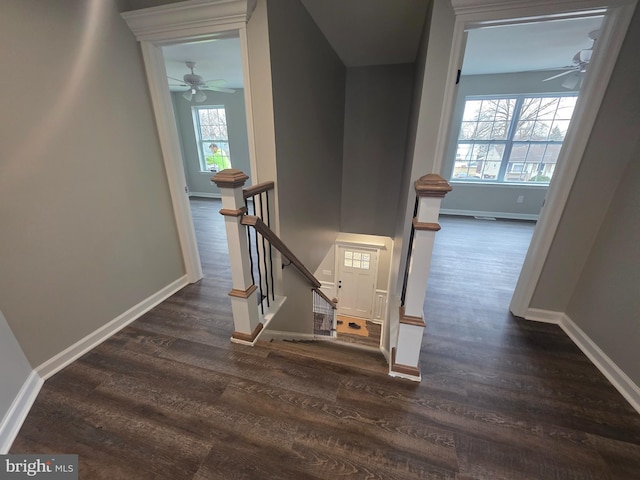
[542, 29, 600, 88]
[168, 61, 235, 102]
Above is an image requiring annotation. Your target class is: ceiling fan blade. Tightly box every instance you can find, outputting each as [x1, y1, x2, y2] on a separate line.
[167, 76, 186, 83]
[543, 70, 576, 82]
[202, 79, 227, 86]
[206, 86, 236, 93]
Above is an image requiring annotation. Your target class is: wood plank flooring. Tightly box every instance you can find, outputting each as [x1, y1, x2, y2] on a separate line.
[11, 202, 640, 479]
[336, 315, 382, 348]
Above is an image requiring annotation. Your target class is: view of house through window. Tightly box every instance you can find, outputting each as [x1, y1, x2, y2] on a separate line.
[192, 106, 231, 173]
[452, 94, 578, 184]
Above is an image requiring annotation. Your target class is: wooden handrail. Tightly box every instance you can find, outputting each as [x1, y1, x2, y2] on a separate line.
[241, 215, 336, 309]
[243, 181, 275, 199]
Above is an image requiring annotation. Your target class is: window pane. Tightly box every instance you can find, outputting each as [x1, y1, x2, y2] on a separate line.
[345, 251, 353, 259]
[549, 120, 570, 140]
[462, 100, 483, 121]
[344, 259, 352, 267]
[362, 261, 370, 270]
[451, 94, 576, 184]
[195, 107, 232, 172]
[353, 260, 361, 268]
[362, 253, 370, 262]
[537, 97, 559, 119]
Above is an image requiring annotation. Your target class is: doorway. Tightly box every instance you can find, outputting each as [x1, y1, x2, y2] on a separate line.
[431, 0, 636, 319]
[121, 0, 259, 284]
[336, 246, 378, 319]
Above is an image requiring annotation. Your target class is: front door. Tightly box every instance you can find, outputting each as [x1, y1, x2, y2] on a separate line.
[337, 247, 377, 319]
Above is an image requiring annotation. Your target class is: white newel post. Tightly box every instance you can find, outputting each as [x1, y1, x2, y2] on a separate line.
[211, 169, 263, 344]
[391, 174, 452, 381]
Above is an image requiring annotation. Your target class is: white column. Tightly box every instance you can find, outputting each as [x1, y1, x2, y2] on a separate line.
[211, 169, 262, 343]
[391, 174, 451, 381]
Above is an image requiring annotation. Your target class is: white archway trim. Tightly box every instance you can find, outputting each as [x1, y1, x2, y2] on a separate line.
[122, 0, 257, 42]
[122, 0, 258, 283]
[433, 0, 637, 318]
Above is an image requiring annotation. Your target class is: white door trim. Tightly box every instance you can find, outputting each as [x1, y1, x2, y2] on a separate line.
[336, 245, 380, 319]
[434, 0, 637, 317]
[122, 0, 259, 283]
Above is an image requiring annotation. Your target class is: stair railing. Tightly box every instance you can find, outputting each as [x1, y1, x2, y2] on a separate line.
[392, 174, 451, 380]
[212, 169, 336, 345]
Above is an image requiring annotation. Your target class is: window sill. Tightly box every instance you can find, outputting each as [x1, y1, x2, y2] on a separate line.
[449, 180, 550, 188]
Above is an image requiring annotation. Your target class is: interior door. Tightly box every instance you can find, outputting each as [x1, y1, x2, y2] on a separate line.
[337, 247, 377, 319]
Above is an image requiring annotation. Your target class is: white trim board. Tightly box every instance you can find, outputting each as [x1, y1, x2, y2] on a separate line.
[440, 209, 538, 221]
[0, 372, 42, 454]
[525, 309, 640, 414]
[188, 192, 222, 199]
[36, 275, 188, 380]
[428, 0, 637, 321]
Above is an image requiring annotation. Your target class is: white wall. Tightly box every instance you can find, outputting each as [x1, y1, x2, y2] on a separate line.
[532, 7, 640, 312]
[0, 309, 33, 450]
[171, 90, 252, 196]
[387, 0, 455, 352]
[0, 0, 184, 367]
[263, 0, 345, 333]
[566, 145, 640, 386]
[341, 64, 415, 237]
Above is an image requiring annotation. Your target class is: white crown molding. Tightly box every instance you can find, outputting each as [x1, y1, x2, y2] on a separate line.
[122, 0, 257, 42]
[450, 0, 633, 17]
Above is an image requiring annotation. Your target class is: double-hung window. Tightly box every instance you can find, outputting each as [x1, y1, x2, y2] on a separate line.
[452, 94, 578, 184]
[192, 106, 232, 173]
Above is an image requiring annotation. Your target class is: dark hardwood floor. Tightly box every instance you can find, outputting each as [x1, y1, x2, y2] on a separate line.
[11, 202, 640, 479]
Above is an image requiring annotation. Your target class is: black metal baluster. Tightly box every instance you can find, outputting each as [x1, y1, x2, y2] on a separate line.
[244, 198, 255, 288]
[400, 196, 419, 307]
[259, 194, 270, 307]
[266, 190, 275, 301]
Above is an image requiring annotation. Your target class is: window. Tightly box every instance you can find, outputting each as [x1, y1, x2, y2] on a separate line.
[192, 106, 232, 173]
[452, 94, 578, 184]
[344, 250, 370, 270]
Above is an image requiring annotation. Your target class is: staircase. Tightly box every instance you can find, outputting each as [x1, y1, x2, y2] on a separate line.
[212, 169, 451, 382]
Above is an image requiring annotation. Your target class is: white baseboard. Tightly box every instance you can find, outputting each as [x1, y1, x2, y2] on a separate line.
[440, 209, 539, 221]
[0, 372, 43, 454]
[380, 346, 390, 363]
[188, 192, 221, 199]
[525, 309, 640, 414]
[523, 308, 563, 324]
[36, 275, 188, 380]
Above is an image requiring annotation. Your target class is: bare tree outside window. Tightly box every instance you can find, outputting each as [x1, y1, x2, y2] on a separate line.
[453, 95, 578, 183]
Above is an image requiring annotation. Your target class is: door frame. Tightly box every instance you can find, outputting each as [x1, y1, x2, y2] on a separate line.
[335, 244, 380, 320]
[433, 0, 637, 317]
[121, 0, 259, 283]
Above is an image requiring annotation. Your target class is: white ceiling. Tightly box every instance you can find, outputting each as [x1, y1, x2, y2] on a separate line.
[463, 15, 604, 75]
[162, 36, 244, 92]
[160, 5, 604, 94]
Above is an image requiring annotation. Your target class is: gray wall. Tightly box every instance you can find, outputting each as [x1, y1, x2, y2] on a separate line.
[0, 0, 184, 366]
[341, 64, 414, 237]
[566, 148, 640, 386]
[0, 309, 33, 437]
[171, 90, 252, 196]
[532, 6, 640, 312]
[441, 71, 580, 218]
[264, 0, 345, 333]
